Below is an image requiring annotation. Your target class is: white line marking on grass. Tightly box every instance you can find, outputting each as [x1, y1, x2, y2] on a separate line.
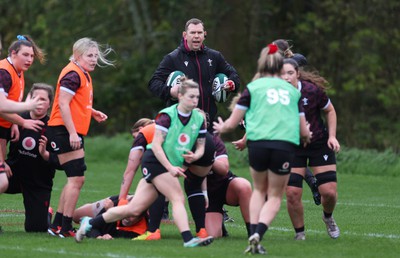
[336, 201, 400, 209]
[0, 214, 24, 217]
[0, 245, 162, 258]
[226, 224, 400, 239]
[271, 227, 400, 239]
[298, 199, 400, 209]
[51, 187, 104, 193]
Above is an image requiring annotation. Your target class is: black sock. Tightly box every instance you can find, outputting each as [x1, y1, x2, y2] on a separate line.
[61, 216, 73, 232]
[89, 215, 106, 228]
[184, 170, 206, 232]
[295, 226, 305, 233]
[188, 194, 206, 232]
[181, 230, 193, 243]
[255, 223, 268, 241]
[164, 201, 169, 216]
[52, 212, 63, 227]
[148, 194, 165, 232]
[222, 222, 229, 237]
[250, 224, 257, 236]
[245, 222, 251, 237]
[324, 211, 332, 218]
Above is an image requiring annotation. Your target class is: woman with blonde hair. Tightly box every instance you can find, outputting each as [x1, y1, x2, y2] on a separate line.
[76, 77, 214, 247]
[214, 44, 311, 254]
[47, 37, 114, 238]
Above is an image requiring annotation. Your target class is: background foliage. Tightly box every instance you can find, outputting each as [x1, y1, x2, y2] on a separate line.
[1, 0, 399, 152]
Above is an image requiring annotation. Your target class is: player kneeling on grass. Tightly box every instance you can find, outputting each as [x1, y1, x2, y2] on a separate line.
[73, 195, 147, 239]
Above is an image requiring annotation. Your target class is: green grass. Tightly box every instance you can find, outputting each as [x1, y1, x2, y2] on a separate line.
[1, 135, 399, 257]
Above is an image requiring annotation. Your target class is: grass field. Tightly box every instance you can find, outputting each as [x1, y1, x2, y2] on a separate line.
[1, 135, 399, 258]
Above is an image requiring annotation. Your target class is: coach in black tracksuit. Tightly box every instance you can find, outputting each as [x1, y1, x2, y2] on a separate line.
[5, 83, 57, 232]
[148, 18, 240, 131]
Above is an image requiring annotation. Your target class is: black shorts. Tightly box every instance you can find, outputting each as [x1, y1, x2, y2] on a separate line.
[184, 132, 215, 167]
[46, 126, 85, 154]
[206, 171, 237, 214]
[247, 141, 295, 175]
[292, 138, 337, 168]
[0, 126, 11, 140]
[141, 150, 168, 183]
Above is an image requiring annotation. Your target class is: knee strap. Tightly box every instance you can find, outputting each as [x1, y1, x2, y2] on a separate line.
[288, 173, 304, 188]
[62, 158, 87, 177]
[315, 171, 337, 186]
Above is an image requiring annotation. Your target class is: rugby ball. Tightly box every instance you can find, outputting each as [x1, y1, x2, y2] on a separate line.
[166, 70, 185, 88]
[212, 73, 229, 103]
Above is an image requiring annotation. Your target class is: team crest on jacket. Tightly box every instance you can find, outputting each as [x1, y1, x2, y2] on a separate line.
[178, 133, 190, 146]
[22, 137, 36, 151]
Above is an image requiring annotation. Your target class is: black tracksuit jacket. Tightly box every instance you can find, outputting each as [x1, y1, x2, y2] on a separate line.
[148, 40, 240, 131]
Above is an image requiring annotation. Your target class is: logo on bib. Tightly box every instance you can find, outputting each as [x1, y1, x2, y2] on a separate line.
[178, 133, 190, 146]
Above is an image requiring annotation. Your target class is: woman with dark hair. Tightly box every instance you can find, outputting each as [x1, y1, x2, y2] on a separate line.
[4, 83, 56, 232]
[282, 58, 340, 240]
[0, 35, 46, 195]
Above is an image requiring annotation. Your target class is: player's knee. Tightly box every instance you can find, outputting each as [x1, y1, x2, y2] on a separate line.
[241, 181, 253, 197]
[288, 173, 304, 188]
[0, 183, 8, 193]
[235, 179, 252, 197]
[286, 186, 303, 204]
[129, 209, 144, 218]
[62, 158, 87, 178]
[315, 171, 337, 187]
[169, 196, 186, 206]
[0, 177, 8, 193]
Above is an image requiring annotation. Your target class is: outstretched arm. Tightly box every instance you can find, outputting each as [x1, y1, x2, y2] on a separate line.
[118, 149, 143, 200]
[213, 108, 246, 135]
[0, 94, 43, 113]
